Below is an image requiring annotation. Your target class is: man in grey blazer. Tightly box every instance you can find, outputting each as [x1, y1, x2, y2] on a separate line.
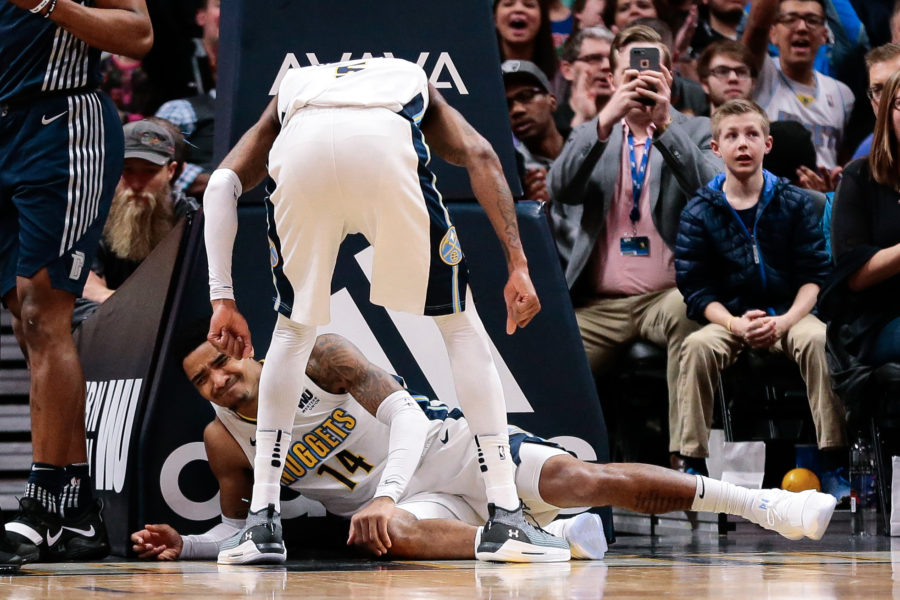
[547, 25, 723, 471]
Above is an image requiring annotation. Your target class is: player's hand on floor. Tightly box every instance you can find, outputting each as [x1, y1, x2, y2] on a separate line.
[347, 496, 395, 556]
[131, 523, 183, 560]
[504, 267, 541, 334]
[209, 299, 254, 359]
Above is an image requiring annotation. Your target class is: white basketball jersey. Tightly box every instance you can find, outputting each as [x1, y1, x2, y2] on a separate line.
[752, 56, 854, 170]
[276, 57, 430, 126]
[212, 377, 459, 517]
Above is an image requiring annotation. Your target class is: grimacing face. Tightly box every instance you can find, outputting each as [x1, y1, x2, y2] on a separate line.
[183, 341, 258, 411]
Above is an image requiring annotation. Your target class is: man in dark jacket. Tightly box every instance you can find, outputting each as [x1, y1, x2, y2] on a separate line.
[674, 99, 845, 478]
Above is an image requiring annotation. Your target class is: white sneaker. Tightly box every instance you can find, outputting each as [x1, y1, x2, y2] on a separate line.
[748, 488, 837, 540]
[544, 513, 607, 560]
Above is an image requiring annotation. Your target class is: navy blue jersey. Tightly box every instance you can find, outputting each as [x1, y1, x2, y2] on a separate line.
[0, 0, 102, 104]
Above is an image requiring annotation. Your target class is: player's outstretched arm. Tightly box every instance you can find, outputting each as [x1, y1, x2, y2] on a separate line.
[9, 0, 152, 60]
[130, 419, 253, 560]
[205, 98, 282, 358]
[419, 84, 541, 333]
[203, 419, 254, 520]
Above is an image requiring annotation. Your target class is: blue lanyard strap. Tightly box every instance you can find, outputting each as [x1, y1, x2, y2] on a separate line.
[627, 133, 653, 224]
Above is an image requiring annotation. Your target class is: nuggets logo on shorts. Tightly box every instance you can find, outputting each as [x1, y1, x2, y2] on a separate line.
[439, 226, 463, 266]
[269, 238, 279, 268]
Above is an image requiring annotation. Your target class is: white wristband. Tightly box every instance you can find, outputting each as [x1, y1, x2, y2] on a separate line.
[30, 0, 51, 13]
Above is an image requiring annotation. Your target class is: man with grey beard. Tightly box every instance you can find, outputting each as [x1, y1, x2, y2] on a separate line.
[78, 119, 198, 313]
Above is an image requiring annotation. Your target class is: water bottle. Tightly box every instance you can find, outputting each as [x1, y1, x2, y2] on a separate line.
[849, 434, 877, 536]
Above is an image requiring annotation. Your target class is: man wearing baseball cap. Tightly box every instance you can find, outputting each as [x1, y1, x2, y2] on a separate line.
[502, 59, 566, 203]
[78, 118, 198, 312]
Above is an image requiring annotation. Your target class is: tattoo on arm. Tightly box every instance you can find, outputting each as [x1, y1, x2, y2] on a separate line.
[306, 335, 402, 416]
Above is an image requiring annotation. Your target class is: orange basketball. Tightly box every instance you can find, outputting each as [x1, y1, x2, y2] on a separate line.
[781, 468, 821, 492]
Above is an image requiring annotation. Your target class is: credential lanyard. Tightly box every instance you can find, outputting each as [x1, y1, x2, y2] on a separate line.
[628, 133, 653, 226]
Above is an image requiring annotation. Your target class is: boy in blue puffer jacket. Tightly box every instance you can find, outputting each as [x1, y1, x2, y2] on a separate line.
[672, 99, 847, 498]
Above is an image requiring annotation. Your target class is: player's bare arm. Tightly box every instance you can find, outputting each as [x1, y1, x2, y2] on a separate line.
[420, 84, 524, 268]
[218, 96, 282, 193]
[305, 334, 404, 417]
[9, 0, 153, 59]
[420, 84, 541, 333]
[204, 418, 254, 519]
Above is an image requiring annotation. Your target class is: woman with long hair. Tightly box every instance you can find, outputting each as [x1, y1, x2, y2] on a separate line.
[821, 68, 900, 421]
[494, 0, 560, 79]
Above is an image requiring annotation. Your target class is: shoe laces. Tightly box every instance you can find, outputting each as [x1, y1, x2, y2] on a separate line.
[520, 503, 550, 534]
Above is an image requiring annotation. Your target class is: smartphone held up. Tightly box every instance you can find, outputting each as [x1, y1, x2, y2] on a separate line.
[629, 46, 660, 106]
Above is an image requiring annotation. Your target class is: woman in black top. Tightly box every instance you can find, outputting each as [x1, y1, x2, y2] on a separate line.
[823, 69, 900, 415]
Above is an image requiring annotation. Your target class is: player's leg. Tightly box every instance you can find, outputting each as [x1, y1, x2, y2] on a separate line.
[432, 307, 569, 562]
[380, 509, 477, 560]
[219, 116, 338, 564]
[7, 272, 79, 561]
[355, 108, 566, 561]
[0, 288, 25, 568]
[537, 455, 837, 540]
[3, 91, 122, 563]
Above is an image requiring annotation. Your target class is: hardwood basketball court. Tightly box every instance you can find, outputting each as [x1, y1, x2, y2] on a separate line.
[1, 527, 896, 599]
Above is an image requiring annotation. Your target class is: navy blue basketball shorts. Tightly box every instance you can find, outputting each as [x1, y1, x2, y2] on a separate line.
[0, 91, 123, 301]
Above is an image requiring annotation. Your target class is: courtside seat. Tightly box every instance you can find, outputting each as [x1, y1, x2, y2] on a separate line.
[716, 350, 816, 444]
[603, 340, 669, 466]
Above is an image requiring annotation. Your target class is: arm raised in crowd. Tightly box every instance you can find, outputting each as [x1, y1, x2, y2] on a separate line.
[742, 0, 778, 74]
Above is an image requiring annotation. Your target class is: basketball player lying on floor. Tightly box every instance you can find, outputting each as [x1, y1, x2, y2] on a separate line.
[131, 328, 837, 561]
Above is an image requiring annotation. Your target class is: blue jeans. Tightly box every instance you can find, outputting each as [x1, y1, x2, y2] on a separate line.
[862, 317, 900, 366]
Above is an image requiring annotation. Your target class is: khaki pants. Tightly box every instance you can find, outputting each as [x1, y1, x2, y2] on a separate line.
[575, 288, 700, 453]
[677, 313, 846, 458]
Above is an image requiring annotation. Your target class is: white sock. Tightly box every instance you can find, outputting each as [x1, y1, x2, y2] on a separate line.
[690, 475, 756, 518]
[544, 514, 607, 560]
[251, 315, 316, 512]
[434, 305, 518, 511]
[250, 428, 293, 513]
[474, 526, 483, 555]
[475, 434, 520, 510]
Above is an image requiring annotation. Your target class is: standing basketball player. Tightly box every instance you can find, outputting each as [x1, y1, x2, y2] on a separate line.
[0, 0, 152, 565]
[204, 57, 567, 564]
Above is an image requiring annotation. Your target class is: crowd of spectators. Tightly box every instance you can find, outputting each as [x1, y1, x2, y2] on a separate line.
[89, 0, 900, 502]
[498, 0, 900, 499]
